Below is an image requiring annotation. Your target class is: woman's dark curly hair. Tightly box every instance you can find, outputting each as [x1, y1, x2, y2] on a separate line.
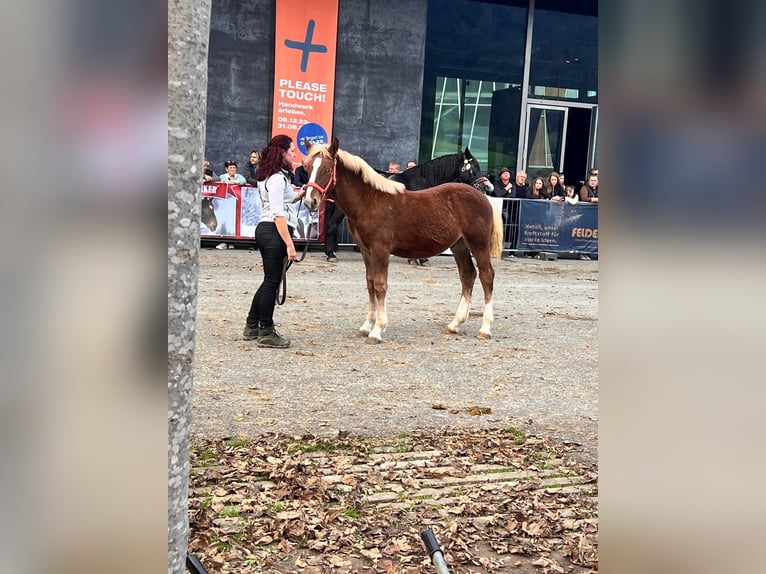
[256, 135, 293, 181]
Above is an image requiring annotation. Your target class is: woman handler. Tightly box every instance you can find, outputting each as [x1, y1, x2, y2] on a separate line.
[243, 135, 306, 348]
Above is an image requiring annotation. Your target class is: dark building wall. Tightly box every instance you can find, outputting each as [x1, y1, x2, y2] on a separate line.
[333, 0, 426, 169]
[205, 0, 276, 172]
[204, 0, 427, 173]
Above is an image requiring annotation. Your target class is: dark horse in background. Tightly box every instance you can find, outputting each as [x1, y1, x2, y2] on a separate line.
[387, 148, 493, 265]
[389, 147, 494, 194]
[303, 137, 503, 343]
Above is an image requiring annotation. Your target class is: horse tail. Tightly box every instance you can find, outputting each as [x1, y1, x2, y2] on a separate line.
[489, 201, 504, 258]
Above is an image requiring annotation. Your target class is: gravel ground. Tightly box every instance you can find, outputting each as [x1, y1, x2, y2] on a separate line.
[192, 247, 598, 463]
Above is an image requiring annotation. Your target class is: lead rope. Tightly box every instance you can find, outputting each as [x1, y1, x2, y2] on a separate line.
[277, 196, 315, 305]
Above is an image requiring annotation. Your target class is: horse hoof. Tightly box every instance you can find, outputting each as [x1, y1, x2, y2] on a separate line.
[476, 332, 492, 340]
[366, 336, 382, 344]
[443, 327, 459, 335]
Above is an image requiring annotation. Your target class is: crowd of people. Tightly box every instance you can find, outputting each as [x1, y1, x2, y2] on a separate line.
[483, 166, 598, 260]
[486, 167, 599, 204]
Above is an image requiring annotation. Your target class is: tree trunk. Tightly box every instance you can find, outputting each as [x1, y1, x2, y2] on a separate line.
[168, 1, 212, 572]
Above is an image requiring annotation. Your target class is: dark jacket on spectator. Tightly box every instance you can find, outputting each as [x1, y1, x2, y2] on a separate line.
[491, 180, 514, 198]
[549, 184, 564, 198]
[511, 182, 529, 199]
[293, 165, 310, 188]
[579, 183, 598, 202]
[244, 162, 258, 186]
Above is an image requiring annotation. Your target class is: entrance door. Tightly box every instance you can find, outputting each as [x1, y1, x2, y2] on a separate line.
[523, 105, 567, 179]
[522, 102, 597, 184]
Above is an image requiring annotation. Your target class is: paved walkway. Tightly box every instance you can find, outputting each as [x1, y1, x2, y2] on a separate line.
[192, 249, 598, 462]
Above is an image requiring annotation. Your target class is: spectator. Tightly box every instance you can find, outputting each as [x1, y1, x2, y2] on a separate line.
[579, 174, 599, 203]
[220, 160, 247, 185]
[528, 176, 547, 199]
[564, 185, 579, 205]
[323, 197, 345, 263]
[243, 149, 261, 186]
[491, 167, 513, 197]
[391, 160, 430, 265]
[293, 154, 311, 188]
[490, 168, 515, 259]
[399, 158, 432, 266]
[502, 170, 529, 257]
[547, 172, 565, 201]
[558, 172, 567, 190]
[243, 135, 307, 348]
[202, 158, 216, 183]
[525, 175, 547, 259]
[511, 169, 529, 198]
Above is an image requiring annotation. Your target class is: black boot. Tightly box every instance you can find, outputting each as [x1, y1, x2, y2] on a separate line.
[257, 326, 290, 348]
[243, 323, 261, 340]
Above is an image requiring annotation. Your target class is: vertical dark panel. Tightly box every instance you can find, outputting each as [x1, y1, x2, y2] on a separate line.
[562, 107, 592, 183]
[205, 0, 276, 171]
[333, 0, 427, 169]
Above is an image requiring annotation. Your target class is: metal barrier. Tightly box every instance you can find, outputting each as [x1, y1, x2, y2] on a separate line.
[335, 198, 597, 255]
[214, 196, 597, 257]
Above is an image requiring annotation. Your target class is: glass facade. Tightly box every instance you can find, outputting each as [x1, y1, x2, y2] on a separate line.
[431, 78, 520, 161]
[421, 0, 597, 182]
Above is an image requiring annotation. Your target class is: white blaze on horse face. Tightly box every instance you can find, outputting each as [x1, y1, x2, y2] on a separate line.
[304, 156, 324, 211]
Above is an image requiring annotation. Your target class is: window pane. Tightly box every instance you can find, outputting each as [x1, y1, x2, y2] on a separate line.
[529, 8, 598, 103]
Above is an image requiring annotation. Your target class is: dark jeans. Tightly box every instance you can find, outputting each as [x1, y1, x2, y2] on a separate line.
[323, 201, 346, 255]
[247, 222, 288, 332]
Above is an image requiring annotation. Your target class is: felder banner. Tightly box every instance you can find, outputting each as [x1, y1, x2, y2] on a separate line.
[271, 0, 339, 160]
[517, 200, 599, 253]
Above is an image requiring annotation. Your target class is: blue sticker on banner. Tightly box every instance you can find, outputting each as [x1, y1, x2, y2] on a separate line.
[297, 123, 328, 154]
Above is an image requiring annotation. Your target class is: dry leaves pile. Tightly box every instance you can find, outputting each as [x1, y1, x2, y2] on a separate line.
[188, 427, 597, 573]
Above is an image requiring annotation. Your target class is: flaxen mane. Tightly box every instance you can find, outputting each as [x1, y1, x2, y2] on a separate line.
[308, 144, 404, 195]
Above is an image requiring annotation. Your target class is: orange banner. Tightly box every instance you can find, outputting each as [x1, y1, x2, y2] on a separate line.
[272, 0, 339, 160]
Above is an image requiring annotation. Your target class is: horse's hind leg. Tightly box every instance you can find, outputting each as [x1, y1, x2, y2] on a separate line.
[472, 248, 496, 339]
[446, 239, 476, 334]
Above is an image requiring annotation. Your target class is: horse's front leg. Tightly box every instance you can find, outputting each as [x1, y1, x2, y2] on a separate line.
[358, 250, 376, 336]
[366, 255, 389, 343]
[359, 277, 376, 336]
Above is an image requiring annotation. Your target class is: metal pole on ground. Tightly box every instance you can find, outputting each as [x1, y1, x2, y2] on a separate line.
[420, 528, 452, 574]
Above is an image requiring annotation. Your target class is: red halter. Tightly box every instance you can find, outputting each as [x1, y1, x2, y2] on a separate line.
[307, 157, 337, 198]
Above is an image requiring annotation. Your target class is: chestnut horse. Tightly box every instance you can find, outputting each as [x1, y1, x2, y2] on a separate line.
[303, 137, 503, 343]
